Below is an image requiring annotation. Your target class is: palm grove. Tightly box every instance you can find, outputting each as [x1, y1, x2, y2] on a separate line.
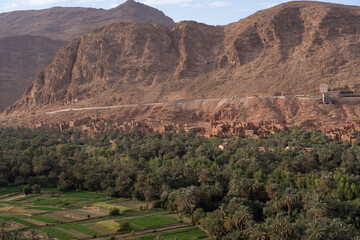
[0, 126, 360, 239]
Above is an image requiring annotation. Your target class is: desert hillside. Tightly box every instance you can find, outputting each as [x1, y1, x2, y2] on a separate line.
[0, 35, 66, 112]
[5, 1, 360, 116]
[0, 0, 175, 41]
[0, 0, 175, 111]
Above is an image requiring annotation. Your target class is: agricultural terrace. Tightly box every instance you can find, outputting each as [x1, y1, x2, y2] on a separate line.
[0, 187, 207, 239]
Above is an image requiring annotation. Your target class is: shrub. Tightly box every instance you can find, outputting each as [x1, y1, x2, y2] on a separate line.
[152, 200, 164, 209]
[109, 208, 120, 216]
[96, 220, 131, 232]
[31, 184, 41, 194]
[93, 203, 130, 213]
[62, 200, 71, 207]
[96, 220, 121, 232]
[118, 222, 131, 231]
[23, 185, 32, 196]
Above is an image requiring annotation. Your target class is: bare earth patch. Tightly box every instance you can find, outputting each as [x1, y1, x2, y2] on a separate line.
[80, 206, 108, 217]
[53, 210, 83, 220]
[7, 220, 25, 230]
[0, 206, 43, 215]
[0, 194, 25, 201]
[23, 218, 46, 226]
[66, 229, 89, 238]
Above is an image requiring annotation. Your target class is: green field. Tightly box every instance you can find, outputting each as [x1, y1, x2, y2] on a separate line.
[0, 216, 36, 227]
[0, 186, 20, 196]
[0, 186, 204, 239]
[32, 198, 75, 206]
[60, 223, 100, 236]
[31, 215, 60, 223]
[26, 206, 61, 211]
[120, 215, 179, 230]
[137, 227, 207, 240]
[40, 227, 80, 240]
[12, 194, 41, 202]
[60, 191, 105, 198]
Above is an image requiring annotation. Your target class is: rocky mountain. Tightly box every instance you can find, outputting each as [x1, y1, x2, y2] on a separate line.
[0, 0, 175, 41]
[0, 35, 66, 112]
[0, 0, 175, 111]
[4, 1, 360, 125]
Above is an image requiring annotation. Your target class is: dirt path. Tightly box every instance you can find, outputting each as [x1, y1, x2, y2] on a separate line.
[45, 95, 318, 115]
[0, 193, 25, 201]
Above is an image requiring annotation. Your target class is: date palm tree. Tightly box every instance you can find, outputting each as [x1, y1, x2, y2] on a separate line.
[0, 221, 10, 240]
[266, 213, 295, 240]
[281, 189, 297, 216]
[244, 221, 267, 240]
[29, 229, 39, 240]
[304, 219, 328, 240]
[175, 186, 201, 224]
[224, 214, 235, 232]
[303, 193, 332, 219]
[233, 205, 253, 231]
[6, 230, 22, 240]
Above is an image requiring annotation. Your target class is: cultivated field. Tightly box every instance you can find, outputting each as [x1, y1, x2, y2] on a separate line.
[0, 186, 207, 239]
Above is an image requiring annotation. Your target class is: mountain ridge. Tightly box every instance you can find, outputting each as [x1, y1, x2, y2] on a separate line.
[3, 1, 360, 131]
[6, 1, 360, 113]
[0, 0, 175, 111]
[0, 0, 175, 41]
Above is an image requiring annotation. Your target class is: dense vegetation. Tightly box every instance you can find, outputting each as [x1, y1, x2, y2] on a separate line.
[1, 126, 360, 239]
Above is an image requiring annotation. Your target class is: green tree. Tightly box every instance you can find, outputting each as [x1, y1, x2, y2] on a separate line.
[23, 185, 32, 196]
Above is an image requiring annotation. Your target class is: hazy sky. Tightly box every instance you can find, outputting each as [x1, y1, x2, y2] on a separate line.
[0, 0, 359, 25]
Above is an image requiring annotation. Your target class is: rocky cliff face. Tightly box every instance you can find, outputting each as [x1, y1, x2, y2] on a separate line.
[0, 36, 66, 111]
[0, 0, 175, 112]
[0, 0, 175, 41]
[5, 1, 360, 115]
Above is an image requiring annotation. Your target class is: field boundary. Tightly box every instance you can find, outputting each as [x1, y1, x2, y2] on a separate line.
[77, 223, 192, 240]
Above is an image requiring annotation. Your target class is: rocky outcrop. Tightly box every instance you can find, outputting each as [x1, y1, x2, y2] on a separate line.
[0, 35, 66, 111]
[5, 1, 360, 117]
[0, 0, 175, 112]
[0, 0, 175, 41]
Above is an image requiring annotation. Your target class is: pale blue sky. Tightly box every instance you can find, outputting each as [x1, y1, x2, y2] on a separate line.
[0, 0, 359, 25]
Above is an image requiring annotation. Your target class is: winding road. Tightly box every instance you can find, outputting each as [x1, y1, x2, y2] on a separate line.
[45, 95, 318, 115]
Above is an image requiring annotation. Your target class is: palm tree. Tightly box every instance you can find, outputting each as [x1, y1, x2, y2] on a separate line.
[319, 174, 336, 196]
[265, 213, 295, 240]
[304, 219, 328, 240]
[281, 189, 297, 216]
[303, 193, 332, 219]
[266, 183, 281, 200]
[29, 229, 39, 240]
[175, 186, 201, 224]
[0, 220, 10, 240]
[6, 230, 22, 240]
[244, 222, 267, 240]
[233, 205, 253, 231]
[200, 210, 226, 240]
[43, 232, 54, 240]
[270, 198, 283, 216]
[224, 214, 235, 232]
